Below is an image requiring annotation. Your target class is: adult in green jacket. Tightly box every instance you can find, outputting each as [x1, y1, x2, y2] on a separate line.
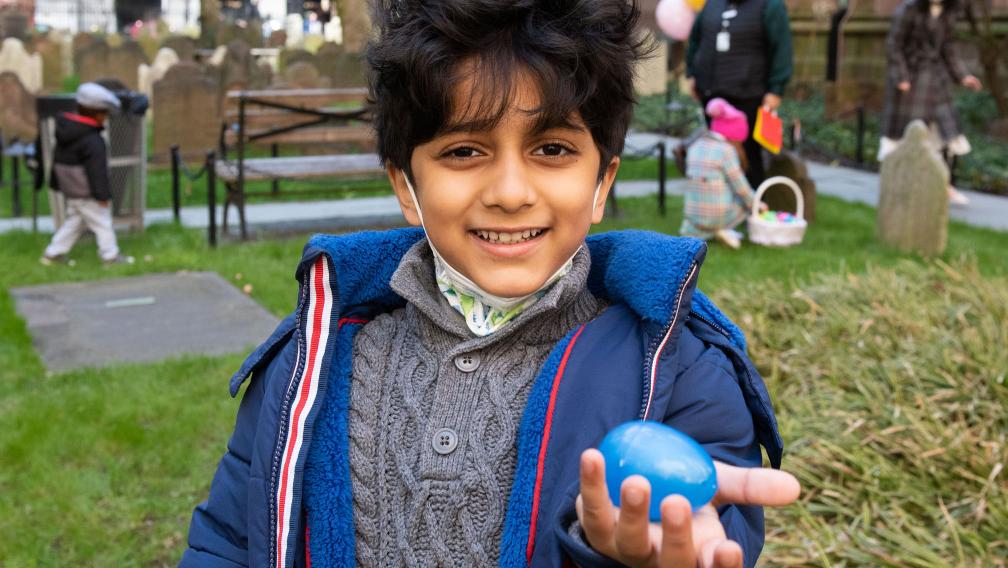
[686, 0, 793, 187]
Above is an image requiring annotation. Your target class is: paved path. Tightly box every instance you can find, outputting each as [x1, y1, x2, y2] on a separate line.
[2, 132, 1005, 235]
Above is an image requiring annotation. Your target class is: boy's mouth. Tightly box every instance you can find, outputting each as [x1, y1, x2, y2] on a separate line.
[472, 228, 547, 245]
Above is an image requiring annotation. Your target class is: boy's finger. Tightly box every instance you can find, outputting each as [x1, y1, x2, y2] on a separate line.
[613, 476, 655, 564]
[711, 462, 801, 507]
[657, 495, 694, 568]
[579, 449, 616, 549]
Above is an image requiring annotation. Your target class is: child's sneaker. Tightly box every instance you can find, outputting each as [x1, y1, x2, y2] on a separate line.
[714, 229, 741, 250]
[103, 255, 135, 267]
[39, 255, 71, 266]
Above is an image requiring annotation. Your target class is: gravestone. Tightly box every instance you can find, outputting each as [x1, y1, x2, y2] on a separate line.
[285, 14, 304, 47]
[11, 272, 280, 372]
[76, 40, 109, 84]
[317, 46, 366, 88]
[138, 47, 179, 97]
[162, 35, 196, 62]
[279, 61, 328, 88]
[152, 62, 220, 162]
[877, 120, 948, 256]
[765, 150, 817, 222]
[267, 29, 287, 48]
[0, 37, 41, 92]
[339, 0, 371, 52]
[0, 71, 37, 140]
[104, 41, 148, 90]
[32, 33, 66, 92]
[279, 47, 314, 71]
[71, 32, 101, 73]
[218, 22, 264, 48]
[213, 40, 271, 92]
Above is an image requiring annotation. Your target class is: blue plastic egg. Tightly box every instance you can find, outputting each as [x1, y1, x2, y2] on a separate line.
[599, 421, 718, 520]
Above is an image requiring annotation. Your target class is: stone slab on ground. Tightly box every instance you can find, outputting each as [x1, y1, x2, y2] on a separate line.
[11, 272, 280, 372]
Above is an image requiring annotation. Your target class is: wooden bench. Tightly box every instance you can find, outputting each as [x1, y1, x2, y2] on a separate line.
[211, 87, 386, 240]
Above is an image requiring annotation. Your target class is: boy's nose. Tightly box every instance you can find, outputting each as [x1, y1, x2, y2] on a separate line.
[481, 161, 537, 212]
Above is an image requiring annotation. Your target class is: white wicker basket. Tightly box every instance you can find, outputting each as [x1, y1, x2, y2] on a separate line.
[747, 176, 808, 247]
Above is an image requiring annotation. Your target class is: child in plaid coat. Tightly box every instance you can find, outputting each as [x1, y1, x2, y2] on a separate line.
[681, 98, 761, 249]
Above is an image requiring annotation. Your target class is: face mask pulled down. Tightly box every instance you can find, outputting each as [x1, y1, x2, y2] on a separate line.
[401, 172, 601, 336]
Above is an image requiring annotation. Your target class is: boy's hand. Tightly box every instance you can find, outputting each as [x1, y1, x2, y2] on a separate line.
[576, 449, 800, 568]
[961, 75, 982, 92]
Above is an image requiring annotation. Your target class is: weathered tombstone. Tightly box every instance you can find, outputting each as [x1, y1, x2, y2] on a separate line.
[316, 45, 366, 88]
[32, 33, 66, 92]
[338, 0, 371, 52]
[213, 40, 271, 92]
[285, 14, 304, 47]
[877, 120, 948, 256]
[279, 47, 314, 70]
[0, 71, 37, 140]
[279, 60, 328, 88]
[72, 32, 101, 73]
[76, 40, 109, 84]
[138, 47, 179, 97]
[104, 41, 148, 90]
[0, 37, 41, 92]
[765, 150, 817, 222]
[218, 22, 264, 48]
[162, 35, 196, 62]
[152, 62, 220, 162]
[267, 29, 287, 48]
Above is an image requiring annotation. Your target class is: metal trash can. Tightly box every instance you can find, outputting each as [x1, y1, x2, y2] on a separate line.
[36, 95, 147, 232]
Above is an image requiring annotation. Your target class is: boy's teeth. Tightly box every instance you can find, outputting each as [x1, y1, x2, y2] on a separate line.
[476, 229, 543, 243]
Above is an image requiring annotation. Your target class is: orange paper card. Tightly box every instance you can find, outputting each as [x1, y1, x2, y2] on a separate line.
[753, 108, 783, 154]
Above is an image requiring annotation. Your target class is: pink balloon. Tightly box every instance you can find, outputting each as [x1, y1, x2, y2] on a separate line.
[656, 0, 697, 41]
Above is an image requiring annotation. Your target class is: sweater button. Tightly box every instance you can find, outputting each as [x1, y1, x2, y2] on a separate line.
[432, 428, 459, 455]
[454, 353, 480, 372]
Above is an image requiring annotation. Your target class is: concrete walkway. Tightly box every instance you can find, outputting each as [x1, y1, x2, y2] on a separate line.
[3, 132, 1006, 235]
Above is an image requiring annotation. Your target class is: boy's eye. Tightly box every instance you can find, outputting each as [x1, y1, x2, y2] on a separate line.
[443, 146, 481, 159]
[535, 143, 573, 157]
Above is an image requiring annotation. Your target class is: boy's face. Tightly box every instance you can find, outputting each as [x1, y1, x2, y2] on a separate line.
[389, 75, 619, 298]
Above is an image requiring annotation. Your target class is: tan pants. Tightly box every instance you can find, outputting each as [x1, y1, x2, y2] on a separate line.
[44, 198, 120, 261]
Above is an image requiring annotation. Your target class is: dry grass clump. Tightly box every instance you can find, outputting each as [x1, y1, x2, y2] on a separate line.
[714, 259, 1007, 566]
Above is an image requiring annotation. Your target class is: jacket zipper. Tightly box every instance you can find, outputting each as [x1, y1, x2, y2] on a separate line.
[640, 261, 699, 419]
[270, 269, 311, 568]
[689, 310, 732, 341]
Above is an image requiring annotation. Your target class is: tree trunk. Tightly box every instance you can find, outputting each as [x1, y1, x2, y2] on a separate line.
[336, 0, 371, 53]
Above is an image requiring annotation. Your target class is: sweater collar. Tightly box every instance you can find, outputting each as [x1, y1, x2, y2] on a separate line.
[300, 228, 745, 350]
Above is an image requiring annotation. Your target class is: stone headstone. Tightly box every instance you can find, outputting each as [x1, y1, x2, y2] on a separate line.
[877, 120, 948, 256]
[138, 47, 179, 97]
[279, 47, 314, 70]
[267, 29, 287, 48]
[32, 33, 66, 92]
[152, 62, 220, 162]
[72, 32, 101, 73]
[279, 61, 328, 88]
[218, 22, 264, 48]
[76, 40, 109, 84]
[0, 37, 41, 92]
[104, 41, 148, 90]
[213, 40, 271, 91]
[316, 44, 366, 88]
[285, 14, 304, 47]
[765, 150, 817, 222]
[0, 71, 37, 140]
[162, 35, 196, 62]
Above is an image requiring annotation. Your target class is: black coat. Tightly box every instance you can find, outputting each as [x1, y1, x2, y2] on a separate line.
[50, 113, 111, 201]
[881, 0, 967, 140]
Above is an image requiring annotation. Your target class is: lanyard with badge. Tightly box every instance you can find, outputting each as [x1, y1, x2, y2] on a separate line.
[717, 4, 738, 52]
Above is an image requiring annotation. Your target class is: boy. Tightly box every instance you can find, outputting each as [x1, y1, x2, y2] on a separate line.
[182, 1, 799, 567]
[41, 82, 132, 266]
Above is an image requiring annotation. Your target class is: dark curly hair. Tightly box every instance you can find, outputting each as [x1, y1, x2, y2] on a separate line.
[366, 0, 653, 180]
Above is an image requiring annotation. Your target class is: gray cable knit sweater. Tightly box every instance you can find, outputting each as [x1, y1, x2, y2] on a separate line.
[348, 242, 605, 566]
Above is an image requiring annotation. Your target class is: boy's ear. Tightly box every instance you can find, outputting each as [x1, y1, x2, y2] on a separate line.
[387, 164, 422, 226]
[591, 156, 620, 223]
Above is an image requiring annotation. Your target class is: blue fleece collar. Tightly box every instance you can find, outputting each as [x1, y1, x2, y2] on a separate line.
[300, 228, 745, 350]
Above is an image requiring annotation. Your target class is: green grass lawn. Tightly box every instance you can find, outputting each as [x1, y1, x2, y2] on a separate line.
[1, 194, 1006, 565]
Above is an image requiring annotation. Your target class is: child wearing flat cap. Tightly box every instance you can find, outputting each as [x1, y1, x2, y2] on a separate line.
[41, 82, 133, 266]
